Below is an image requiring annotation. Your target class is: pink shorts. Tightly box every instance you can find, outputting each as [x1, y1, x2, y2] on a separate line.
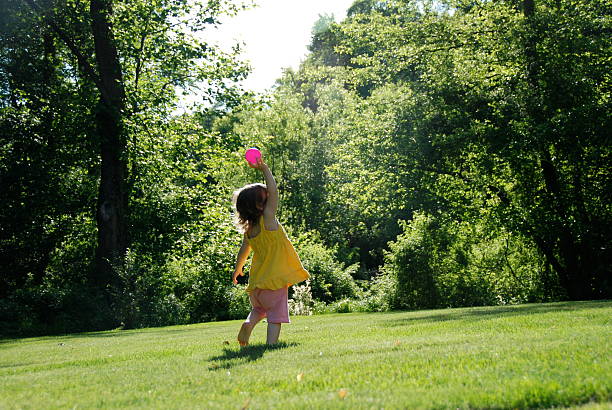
[245, 287, 290, 324]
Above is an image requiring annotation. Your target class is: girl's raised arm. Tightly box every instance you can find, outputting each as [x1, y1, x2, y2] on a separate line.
[249, 156, 278, 230]
[261, 163, 278, 217]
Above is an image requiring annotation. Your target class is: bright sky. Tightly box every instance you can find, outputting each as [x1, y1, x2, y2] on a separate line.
[207, 0, 355, 92]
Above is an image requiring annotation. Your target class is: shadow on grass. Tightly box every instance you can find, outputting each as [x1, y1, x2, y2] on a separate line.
[208, 342, 298, 370]
[382, 300, 611, 327]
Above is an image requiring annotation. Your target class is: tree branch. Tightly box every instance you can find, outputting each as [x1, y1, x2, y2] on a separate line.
[21, 0, 108, 102]
[133, 4, 155, 105]
[504, 235, 520, 283]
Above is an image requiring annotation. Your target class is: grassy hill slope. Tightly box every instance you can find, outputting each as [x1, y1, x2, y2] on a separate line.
[1, 301, 610, 409]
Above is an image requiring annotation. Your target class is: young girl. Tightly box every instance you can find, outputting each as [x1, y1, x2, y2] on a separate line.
[231, 155, 309, 346]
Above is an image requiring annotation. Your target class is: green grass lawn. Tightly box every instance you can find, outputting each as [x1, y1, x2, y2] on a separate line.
[1, 301, 610, 409]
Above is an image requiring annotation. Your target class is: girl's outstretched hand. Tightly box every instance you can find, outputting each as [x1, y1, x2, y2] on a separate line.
[247, 156, 267, 170]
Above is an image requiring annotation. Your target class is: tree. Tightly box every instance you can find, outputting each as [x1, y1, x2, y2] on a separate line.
[515, 0, 611, 298]
[1, 0, 249, 332]
[233, 0, 611, 300]
[87, 0, 129, 291]
[332, 0, 612, 298]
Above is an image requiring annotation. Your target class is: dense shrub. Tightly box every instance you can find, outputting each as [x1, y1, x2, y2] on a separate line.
[226, 284, 251, 320]
[381, 213, 555, 310]
[106, 191, 243, 328]
[292, 231, 359, 303]
[311, 273, 394, 314]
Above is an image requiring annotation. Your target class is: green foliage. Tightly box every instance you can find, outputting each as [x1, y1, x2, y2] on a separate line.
[292, 231, 359, 303]
[383, 213, 562, 310]
[383, 214, 442, 310]
[226, 284, 251, 320]
[335, 0, 611, 299]
[162, 254, 230, 324]
[110, 249, 186, 329]
[2, 0, 610, 334]
[0, 0, 251, 334]
[0, 0, 99, 314]
[230, 0, 611, 307]
[312, 274, 395, 314]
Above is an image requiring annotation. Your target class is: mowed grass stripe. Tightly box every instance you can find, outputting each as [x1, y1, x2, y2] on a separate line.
[1, 301, 610, 409]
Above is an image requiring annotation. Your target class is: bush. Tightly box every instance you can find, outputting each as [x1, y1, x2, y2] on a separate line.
[309, 274, 394, 315]
[109, 250, 189, 329]
[382, 214, 443, 309]
[358, 273, 396, 312]
[227, 284, 251, 320]
[163, 255, 231, 324]
[105, 207, 242, 329]
[292, 231, 359, 303]
[381, 212, 551, 310]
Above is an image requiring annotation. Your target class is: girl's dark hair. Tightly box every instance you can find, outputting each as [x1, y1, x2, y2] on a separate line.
[232, 183, 267, 233]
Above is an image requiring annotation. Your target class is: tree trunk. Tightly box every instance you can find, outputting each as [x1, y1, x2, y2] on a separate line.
[539, 157, 584, 298]
[90, 0, 128, 295]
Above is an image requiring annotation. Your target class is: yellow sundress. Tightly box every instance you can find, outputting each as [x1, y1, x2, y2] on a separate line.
[246, 215, 310, 293]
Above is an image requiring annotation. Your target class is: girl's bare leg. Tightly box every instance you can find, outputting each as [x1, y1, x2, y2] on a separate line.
[238, 315, 262, 346]
[266, 323, 281, 345]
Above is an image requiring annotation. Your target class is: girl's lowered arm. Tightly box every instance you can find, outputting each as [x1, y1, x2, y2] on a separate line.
[232, 236, 252, 284]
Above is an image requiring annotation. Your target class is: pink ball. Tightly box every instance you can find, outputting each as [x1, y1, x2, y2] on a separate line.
[245, 148, 261, 165]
